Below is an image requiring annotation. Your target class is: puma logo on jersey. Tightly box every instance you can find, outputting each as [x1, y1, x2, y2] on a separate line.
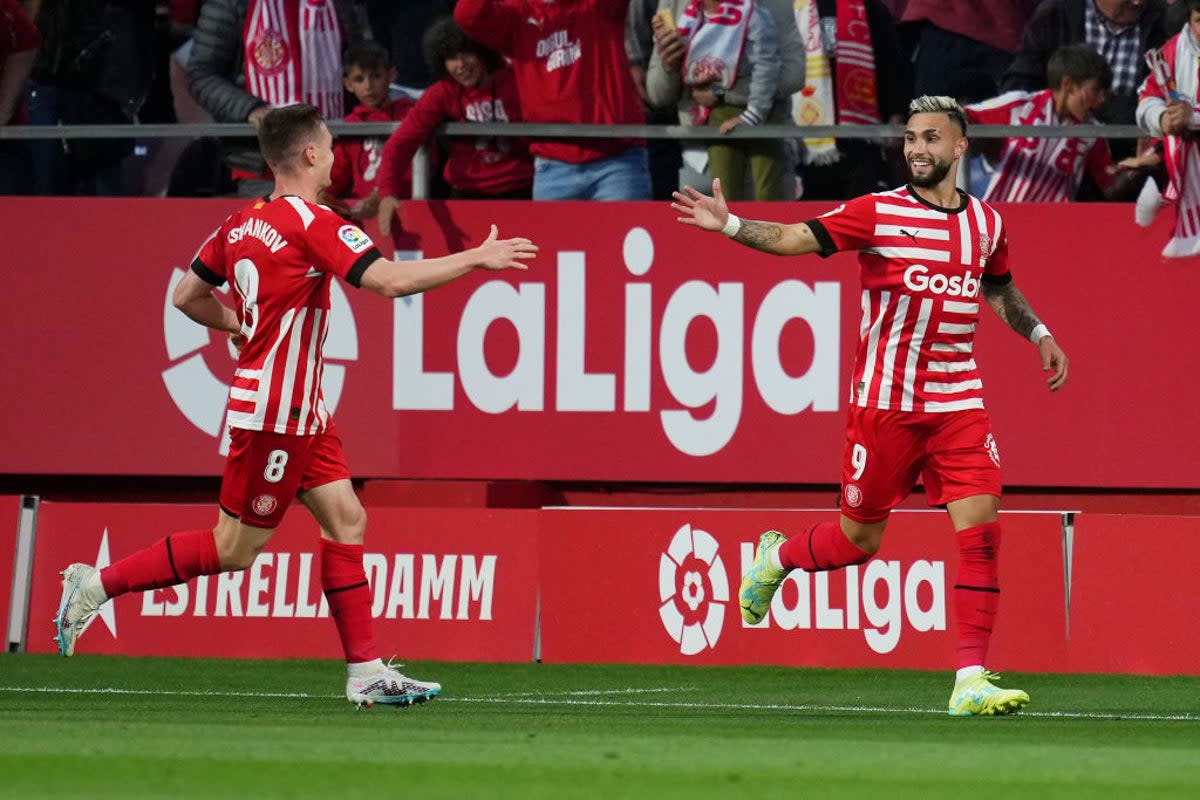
[898, 228, 920, 243]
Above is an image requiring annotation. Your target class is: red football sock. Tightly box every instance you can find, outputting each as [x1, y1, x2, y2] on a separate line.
[954, 522, 1002, 669]
[99, 529, 221, 597]
[778, 521, 873, 571]
[320, 538, 381, 665]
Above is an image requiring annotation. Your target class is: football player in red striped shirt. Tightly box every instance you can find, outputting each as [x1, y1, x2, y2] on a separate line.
[54, 104, 537, 708]
[673, 95, 1069, 716]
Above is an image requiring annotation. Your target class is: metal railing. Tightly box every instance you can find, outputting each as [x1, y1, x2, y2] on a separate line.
[0, 121, 1149, 140]
[0, 121, 1149, 198]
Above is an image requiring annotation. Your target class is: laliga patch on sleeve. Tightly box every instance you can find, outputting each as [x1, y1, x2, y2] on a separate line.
[338, 224, 373, 254]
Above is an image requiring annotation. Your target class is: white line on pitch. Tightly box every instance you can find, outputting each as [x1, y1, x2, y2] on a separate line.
[497, 687, 692, 697]
[0, 685, 1195, 722]
[444, 696, 1200, 722]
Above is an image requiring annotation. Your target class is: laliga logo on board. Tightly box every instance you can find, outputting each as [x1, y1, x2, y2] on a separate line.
[658, 524, 729, 655]
[160, 268, 359, 455]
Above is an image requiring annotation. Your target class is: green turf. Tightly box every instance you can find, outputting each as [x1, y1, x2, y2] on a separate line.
[0, 655, 1198, 799]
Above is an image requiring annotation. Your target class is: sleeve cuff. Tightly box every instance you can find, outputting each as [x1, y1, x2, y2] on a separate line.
[804, 219, 838, 258]
[345, 247, 384, 288]
[739, 108, 763, 126]
[190, 258, 226, 287]
[981, 271, 1012, 286]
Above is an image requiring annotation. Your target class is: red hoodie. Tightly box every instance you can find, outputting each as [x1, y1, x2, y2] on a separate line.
[328, 98, 415, 200]
[378, 67, 533, 197]
[454, 0, 645, 164]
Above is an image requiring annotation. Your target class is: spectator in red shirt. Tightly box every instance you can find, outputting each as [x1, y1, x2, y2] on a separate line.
[0, 0, 39, 194]
[377, 17, 533, 235]
[455, 0, 651, 200]
[321, 41, 415, 222]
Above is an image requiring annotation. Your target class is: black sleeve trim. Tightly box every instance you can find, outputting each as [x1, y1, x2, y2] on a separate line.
[345, 246, 384, 288]
[804, 219, 838, 258]
[981, 271, 1013, 286]
[191, 257, 226, 287]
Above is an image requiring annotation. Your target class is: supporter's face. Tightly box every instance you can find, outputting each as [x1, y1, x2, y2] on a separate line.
[903, 112, 964, 188]
[1094, 0, 1145, 26]
[1190, 10, 1200, 42]
[1064, 78, 1107, 121]
[343, 65, 393, 109]
[446, 52, 485, 88]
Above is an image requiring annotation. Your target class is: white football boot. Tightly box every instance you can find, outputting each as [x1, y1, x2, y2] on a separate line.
[346, 659, 442, 708]
[54, 563, 106, 656]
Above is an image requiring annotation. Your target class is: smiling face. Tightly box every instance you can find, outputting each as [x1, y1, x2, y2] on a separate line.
[445, 51, 486, 89]
[903, 112, 966, 189]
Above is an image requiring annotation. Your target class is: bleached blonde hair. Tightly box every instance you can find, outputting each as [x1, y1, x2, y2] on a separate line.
[907, 95, 967, 135]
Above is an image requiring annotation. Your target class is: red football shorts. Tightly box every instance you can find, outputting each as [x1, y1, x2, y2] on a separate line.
[219, 422, 351, 529]
[839, 406, 1002, 523]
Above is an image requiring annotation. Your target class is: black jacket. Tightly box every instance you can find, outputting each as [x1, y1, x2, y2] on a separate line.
[1000, 0, 1168, 125]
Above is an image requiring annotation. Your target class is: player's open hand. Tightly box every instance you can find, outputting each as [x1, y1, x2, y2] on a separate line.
[352, 188, 380, 221]
[672, 179, 730, 232]
[1039, 336, 1069, 391]
[377, 195, 401, 236]
[474, 224, 538, 271]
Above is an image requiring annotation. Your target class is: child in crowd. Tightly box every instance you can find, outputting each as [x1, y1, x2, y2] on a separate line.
[322, 41, 415, 221]
[377, 17, 532, 235]
[964, 43, 1138, 203]
[659, 0, 783, 201]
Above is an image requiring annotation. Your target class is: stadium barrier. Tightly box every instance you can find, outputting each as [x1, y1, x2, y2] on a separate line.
[1, 198, 1196, 489]
[8, 501, 1200, 675]
[0, 121, 1147, 200]
[1, 495, 21, 650]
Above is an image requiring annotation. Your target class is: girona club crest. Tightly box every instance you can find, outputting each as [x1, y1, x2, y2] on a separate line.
[252, 30, 289, 74]
[251, 494, 278, 516]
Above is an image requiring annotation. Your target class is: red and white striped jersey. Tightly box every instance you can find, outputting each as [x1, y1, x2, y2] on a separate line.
[191, 195, 382, 435]
[965, 89, 1113, 203]
[807, 186, 1011, 413]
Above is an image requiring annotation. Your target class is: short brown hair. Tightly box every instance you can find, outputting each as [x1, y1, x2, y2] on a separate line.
[1047, 43, 1113, 92]
[343, 40, 392, 76]
[257, 104, 324, 172]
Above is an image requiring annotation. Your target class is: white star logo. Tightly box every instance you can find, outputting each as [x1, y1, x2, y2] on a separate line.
[82, 529, 118, 640]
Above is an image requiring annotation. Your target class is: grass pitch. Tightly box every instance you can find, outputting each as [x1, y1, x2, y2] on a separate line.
[1, 655, 1198, 799]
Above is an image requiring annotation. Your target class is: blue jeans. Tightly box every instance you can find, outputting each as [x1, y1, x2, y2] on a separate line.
[533, 147, 651, 200]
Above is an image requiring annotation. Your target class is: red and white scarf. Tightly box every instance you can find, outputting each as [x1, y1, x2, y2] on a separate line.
[679, 0, 754, 123]
[792, 0, 879, 165]
[1148, 31, 1200, 257]
[244, 0, 344, 120]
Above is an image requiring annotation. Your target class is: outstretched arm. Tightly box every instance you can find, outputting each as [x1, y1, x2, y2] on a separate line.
[358, 225, 538, 298]
[671, 179, 824, 256]
[982, 279, 1069, 391]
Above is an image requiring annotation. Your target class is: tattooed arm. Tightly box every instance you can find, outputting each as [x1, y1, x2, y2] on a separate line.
[982, 278, 1070, 391]
[981, 279, 1043, 341]
[732, 219, 823, 255]
[670, 179, 823, 255]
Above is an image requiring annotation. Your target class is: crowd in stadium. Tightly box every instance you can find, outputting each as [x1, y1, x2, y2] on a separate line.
[0, 0, 1196, 208]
